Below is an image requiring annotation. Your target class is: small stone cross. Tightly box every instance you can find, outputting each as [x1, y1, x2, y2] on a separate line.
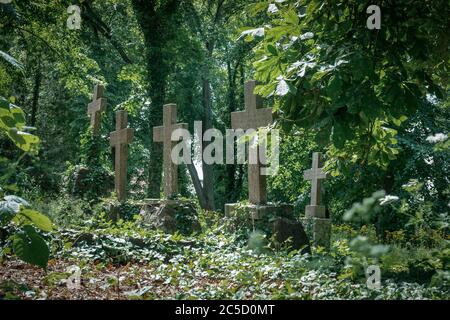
[87, 84, 107, 134]
[303, 152, 327, 210]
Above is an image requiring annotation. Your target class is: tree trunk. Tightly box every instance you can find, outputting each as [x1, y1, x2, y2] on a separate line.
[232, 63, 246, 199]
[30, 60, 42, 127]
[200, 40, 216, 210]
[187, 162, 209, 209]
[132, 0, 178, 198]
[225, 59, 240, 202]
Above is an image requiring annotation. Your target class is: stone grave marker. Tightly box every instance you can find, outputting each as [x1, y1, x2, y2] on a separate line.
[87, 84, 107, 134]
[110, 110, 134, 201]
[301, 152, 331, 248]
[231, 80, 273, 205]
[225, 80, 309, 252]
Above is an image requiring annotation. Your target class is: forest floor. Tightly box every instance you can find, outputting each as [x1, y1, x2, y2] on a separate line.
[0, 211, 448, 300]
[0, 258, 193, 300]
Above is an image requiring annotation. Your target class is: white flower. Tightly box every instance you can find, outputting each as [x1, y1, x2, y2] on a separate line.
[300, 32, 314, 40]
[424, 156, 434, 165]
[379, 195, 399, 206]
[268, 3, 278, 13]
[239, 28, 264, 40]
[426, 133, 448, 143]
[275, 78, 289, 96]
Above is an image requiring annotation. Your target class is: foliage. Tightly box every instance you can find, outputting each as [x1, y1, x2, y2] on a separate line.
[248, 0, 448, 172]
[0, 0, 448, 299]
[63, 128, 114, 201]
[1, 213, 446, 299]
[0, 97, 39, 153]
[0, 195, 52, 269]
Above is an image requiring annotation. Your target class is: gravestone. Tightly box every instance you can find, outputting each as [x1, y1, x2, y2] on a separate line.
[110, 110, 134, 201]
[87, 84, 107, 135]
[230, 80, 272, 205]
[68, 84, 113, 198]
[300, 152, 331, 248]
[225, 80, 309, 251]
[140, 104, 200, 234]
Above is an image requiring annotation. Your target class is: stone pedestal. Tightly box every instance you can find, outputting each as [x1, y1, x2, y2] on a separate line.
[225, 202, 310, 252]
[225, 202, 294, 220]
[300, 215, 331, 249]
[140, 198, 201, 235]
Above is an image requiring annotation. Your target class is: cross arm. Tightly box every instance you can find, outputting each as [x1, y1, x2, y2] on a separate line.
[110, 128, 134, 146]
[303, 168, 327, 180]
[88, 98, 107, 114]
[153, 126, 164, 142]
[253, 108, 273, 128]
[231, 111, 250, 130]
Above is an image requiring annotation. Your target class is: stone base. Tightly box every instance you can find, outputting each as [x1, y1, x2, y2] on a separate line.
[305, 205, 326, 218]
[225, 202, 310, 252]
[140, 198, 201, 235]
[225, 202, 294, 220]
[300, 217, 331, 248]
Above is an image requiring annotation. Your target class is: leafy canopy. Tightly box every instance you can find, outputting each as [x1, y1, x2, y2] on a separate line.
[247, 0, 448, 172]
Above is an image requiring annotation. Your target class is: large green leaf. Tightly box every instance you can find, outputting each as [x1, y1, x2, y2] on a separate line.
[18, 209, 53, 232]
[0, 97, 40, 152]
[7, 129, 40, 152]
[12, 225, 49, 269]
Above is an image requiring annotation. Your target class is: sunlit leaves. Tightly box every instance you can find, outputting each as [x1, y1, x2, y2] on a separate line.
[15, 209, 54, 232]
[248, 0, 447, 170]
[0, 97, 40, 153]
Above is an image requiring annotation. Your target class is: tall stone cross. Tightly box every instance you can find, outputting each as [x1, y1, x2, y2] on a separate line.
[87, 84, 107, 134]
[231, 80, 273, 205]
[153, 104, 188, 199]
[303, 152, 327, 217]
[110, 110, 134, 201]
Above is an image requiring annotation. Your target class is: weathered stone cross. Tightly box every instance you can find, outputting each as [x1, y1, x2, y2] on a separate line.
[87, 84, 107, 134]
[153, 104, 188, 199]
[303, 152, 327, 217]
[231, 80, 273, 205]
[110, 110, 134, 201]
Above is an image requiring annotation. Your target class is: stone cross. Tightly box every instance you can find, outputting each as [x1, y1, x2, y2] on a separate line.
[110, 110, 134, 201]
[231, 80, 273, 205]
[153, 104, 188, 199]
[303, 152, 327, 217]
[87, 84, 107, 134]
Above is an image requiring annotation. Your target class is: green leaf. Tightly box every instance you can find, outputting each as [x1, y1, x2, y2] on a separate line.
[12, 225, 49, 269]
[326, 75, 343, 99]
[7, 129, 40, 152]
[10, 106, 26, 129]
[18, 209, 53, 232]
[267, 44, 278, 56]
